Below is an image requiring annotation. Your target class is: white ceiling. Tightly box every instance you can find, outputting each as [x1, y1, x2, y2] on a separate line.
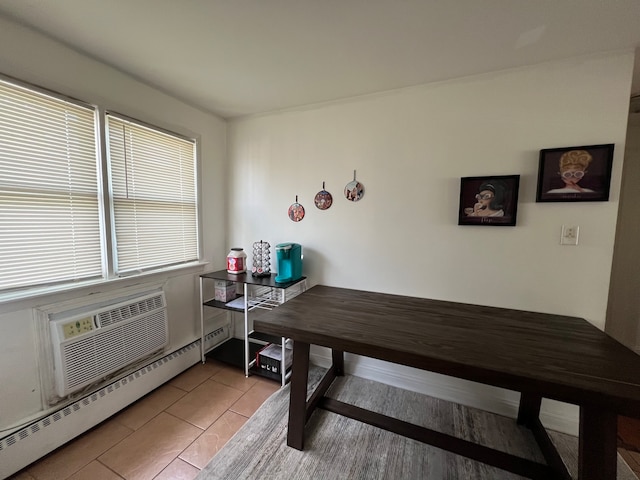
[1, 0, 639, 118]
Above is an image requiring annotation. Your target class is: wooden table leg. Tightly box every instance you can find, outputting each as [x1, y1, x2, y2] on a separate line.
[518, 393, 571, 480]
[578, 406, 617, 480]
[287, 340, 310, 450]
[517, 392, 542, 428]
[332, 349, 344, 376]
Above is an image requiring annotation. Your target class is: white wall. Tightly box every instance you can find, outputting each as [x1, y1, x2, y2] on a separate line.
[0, 11, 635, 442]
[0, 17, 227, 432]
[227, 51, 635, 433]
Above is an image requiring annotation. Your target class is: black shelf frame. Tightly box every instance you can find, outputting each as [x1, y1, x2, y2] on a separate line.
[207, 337, 292, 383]
[200, 270, 306, 385]
[249, 331, 282, 344]
[207, 338, 262, 369]
[203, 294, 244, 312]
[201, 270, 305, 290]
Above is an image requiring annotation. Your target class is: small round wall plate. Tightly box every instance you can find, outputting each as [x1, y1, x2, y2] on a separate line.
[314, 183, 333, 210]
[344, 180, 365, 202]
[288, 202, 305, 222]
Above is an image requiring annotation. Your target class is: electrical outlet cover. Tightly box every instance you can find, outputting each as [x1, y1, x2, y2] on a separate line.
[561, 225, 579, 245]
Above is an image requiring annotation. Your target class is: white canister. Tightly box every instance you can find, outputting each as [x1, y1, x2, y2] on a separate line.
[227, 248, 247, 274]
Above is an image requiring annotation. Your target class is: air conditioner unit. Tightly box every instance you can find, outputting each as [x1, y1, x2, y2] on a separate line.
[49, 290, 169, 398]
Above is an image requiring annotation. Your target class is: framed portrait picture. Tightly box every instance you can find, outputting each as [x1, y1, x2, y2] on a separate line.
[458, 175, 520, 226]
[535, 144, 614, 202]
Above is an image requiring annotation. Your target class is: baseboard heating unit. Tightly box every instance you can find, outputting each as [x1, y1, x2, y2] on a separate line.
[0, 342, 201, 479]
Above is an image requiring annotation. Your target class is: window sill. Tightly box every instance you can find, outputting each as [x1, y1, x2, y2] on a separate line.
[0, 261, 211, 310]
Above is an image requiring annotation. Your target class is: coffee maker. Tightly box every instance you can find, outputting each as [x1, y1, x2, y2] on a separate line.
[274, 243, 303, 284]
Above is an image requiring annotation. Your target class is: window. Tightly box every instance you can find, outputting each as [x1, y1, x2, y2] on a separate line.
[107, 114, 198, 274]
[0, 77, 199, 294]
[0, 79, 102, 291]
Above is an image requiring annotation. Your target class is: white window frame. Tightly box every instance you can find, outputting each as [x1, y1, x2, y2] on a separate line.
[0, 74, 201, 300]
[105, 112, 200, 276]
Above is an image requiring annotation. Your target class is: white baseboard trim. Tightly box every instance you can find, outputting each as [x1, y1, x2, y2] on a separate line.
[310, 349, 579, 436]
[0, 343, 201, 479]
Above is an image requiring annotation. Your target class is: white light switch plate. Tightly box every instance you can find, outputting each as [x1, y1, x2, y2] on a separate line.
[561, 225, 579, 245]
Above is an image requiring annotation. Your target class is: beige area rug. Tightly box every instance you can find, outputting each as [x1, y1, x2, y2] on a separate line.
[197, 367, 638, 479]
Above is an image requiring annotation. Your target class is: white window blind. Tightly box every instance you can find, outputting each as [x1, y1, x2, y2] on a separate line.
[107, 114, 197, 274]
[0, 80, 101, 291]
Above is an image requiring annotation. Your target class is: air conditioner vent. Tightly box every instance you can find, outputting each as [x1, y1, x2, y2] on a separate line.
[48, 290, 168, 398]
[97, 294, 165, 327]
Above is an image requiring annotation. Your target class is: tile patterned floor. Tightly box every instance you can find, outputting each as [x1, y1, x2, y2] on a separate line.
[8, 360, 280, 480]
[8, 360, 640, 479]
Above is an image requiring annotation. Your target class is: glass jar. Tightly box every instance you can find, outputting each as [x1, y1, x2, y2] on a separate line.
[226, 248, 247, 274]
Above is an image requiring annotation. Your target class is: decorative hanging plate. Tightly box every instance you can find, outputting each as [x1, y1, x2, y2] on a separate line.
[314, 181, 333, 210]
[288, 195, 305, 222]
[344, 170, 365, 202]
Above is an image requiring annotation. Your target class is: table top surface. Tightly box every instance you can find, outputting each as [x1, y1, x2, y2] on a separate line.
[253, 285, 640, 416]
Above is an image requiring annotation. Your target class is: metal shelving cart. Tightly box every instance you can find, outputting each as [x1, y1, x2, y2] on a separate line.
[199, 269, 307, 385]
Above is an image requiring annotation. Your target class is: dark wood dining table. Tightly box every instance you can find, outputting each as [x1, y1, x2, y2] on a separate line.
[253, 285, 640, 480]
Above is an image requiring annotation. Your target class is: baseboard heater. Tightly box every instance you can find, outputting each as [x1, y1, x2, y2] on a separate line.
[0, 341, 201, 479]
[0, 289, 225, 478]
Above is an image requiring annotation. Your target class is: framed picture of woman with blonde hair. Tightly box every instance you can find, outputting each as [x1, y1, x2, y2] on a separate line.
[536, 144, 614, 202]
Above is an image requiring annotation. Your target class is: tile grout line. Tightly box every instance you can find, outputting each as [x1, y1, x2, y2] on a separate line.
[95, 458, 126, 480]
[18, 362, 279, 480]
[157, 365, 272, 478]
[170, 381, 261, 471]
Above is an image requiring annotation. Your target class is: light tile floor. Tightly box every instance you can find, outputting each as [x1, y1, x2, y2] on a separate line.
[8, 361, 640, 479]
[8, 360, 280, 480]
